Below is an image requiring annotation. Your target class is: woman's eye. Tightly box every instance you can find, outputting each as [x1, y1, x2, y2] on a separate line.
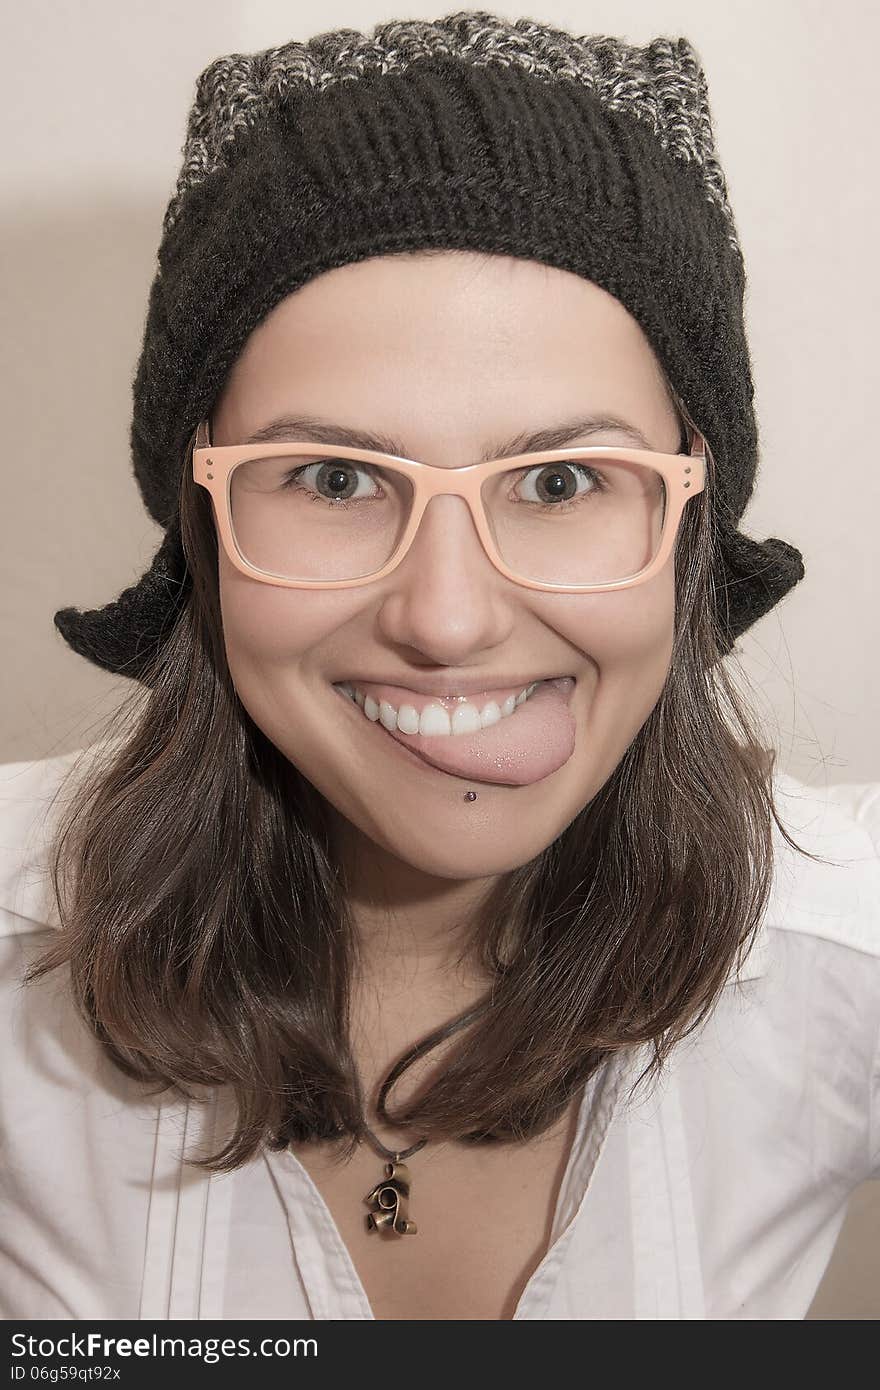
[514, 462, 605, 506]
[282, 459, 381, 502]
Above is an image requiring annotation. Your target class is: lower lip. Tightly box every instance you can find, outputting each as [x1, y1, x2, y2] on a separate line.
[329, 680, 569, 783]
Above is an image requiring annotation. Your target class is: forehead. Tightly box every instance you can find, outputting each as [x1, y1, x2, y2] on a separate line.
[213, 251, 681, 454]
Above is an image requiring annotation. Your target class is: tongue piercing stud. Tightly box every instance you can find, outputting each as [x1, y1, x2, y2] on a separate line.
[464, 791, 477, 802]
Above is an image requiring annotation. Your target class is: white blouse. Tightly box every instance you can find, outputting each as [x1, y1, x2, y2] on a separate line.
[0, 744, 878, 1320]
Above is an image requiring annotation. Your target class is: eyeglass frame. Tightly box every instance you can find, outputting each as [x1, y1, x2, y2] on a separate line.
[190, 395, 710, 595]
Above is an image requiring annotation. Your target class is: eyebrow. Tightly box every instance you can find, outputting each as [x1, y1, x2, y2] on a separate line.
[240, 412, 656, 459]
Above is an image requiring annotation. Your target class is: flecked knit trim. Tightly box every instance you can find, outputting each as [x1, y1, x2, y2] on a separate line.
[163, 9, 740, 258]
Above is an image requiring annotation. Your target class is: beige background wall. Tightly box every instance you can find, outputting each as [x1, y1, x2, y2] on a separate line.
[2, 0, 877, 1316]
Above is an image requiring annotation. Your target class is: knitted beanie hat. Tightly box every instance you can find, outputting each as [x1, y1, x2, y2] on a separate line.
[53, 9, 805, 685]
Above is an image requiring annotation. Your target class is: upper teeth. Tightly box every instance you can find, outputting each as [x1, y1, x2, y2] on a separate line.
[334, 681, 540, 737]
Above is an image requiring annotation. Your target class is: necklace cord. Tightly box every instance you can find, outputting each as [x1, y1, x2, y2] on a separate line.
[360, 995, 493, 1157]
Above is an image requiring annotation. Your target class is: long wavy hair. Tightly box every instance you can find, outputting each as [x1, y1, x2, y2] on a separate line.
[23, 358, 821, 1173]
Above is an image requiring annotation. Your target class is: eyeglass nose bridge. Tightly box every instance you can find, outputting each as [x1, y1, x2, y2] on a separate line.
[396, 462, 530, 583]
[394, 467, 503, 569]
[400, 481, 490, 569]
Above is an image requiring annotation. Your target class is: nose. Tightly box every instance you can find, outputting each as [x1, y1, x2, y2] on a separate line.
[374, 492, 516, 655]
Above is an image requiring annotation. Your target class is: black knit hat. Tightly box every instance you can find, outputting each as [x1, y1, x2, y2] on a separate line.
[53, 10, 805, 685]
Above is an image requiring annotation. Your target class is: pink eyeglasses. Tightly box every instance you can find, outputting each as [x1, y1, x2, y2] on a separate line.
[191, 394, 709, 595]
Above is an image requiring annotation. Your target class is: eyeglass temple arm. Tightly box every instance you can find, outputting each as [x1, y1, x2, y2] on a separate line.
[668, 388, 707, 457]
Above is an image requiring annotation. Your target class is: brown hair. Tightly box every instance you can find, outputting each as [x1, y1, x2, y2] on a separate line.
[23, 399, 823, 1172]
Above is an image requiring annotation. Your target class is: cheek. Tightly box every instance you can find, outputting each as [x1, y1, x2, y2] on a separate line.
[598, 564, 676, 668]
[555, 563, 676, 776]
[217, 549, 343, 675]
[553, 557, 675, 670]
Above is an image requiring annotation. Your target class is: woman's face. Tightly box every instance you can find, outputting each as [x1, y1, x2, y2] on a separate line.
[211, 251, 683, 881]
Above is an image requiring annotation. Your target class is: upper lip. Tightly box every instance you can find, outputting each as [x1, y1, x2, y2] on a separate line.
[333, 673, 573, 697]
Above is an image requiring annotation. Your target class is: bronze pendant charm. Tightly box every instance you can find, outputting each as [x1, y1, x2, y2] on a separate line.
[364, 1159, 418, 1235]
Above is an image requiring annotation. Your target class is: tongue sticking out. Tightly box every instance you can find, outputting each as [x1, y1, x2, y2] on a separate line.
[381, 677, 577, 787]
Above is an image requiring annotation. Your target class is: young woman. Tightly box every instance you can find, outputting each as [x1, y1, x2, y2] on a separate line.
[2, 13, 877, 1321]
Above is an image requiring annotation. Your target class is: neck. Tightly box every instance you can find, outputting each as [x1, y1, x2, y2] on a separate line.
[325, 811, 502, 1134]
[331, 809, 500, 983]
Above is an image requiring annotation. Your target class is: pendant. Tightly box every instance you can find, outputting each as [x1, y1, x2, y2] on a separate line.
[364, 1158, 418, 1235]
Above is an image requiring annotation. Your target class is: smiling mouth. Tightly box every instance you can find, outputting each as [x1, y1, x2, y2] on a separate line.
[330, 675, 575, 739]
[328, 674, 579, 788]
